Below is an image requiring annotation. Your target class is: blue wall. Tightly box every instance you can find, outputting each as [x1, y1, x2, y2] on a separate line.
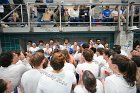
[0, 32, 114, 51]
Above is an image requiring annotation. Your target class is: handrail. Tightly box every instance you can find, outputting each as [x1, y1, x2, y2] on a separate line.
[0, 4, 22, 22]
[0, 3, 140, 32]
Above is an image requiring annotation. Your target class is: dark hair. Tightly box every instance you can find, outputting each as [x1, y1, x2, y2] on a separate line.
[96, 38, 101, 41]
[61, 49, 70, 62]
[112, 45, 121, 54]
[50, 52, 65, 71]
[96, 48, 104, 55]
[111, 54, 137, 87]
[82, 43, 89, 49]
[0, 79, 7, 93]
[39, 40, 44, 43]
[104, 49, 113, 58]
[30, 52, 45, 67]
[82, 49, 93, 62]
[83, 70, 96, 93]
[43, 58, 48, 69]
[131, 56, 140, 67]
[90, 47, 96, 53]
[0, 52, 13, 67]
[36, 49, 44, 53]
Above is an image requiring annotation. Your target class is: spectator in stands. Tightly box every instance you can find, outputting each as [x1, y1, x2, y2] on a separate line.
[74, 70, 103, 93]
[79, 5, 89, 23]
[111, 5, 126, 23]
[95, 39, 104, 48]
[76, 49, 99, 78]
[102, 6, 113, 22]
[8, 11, 19, 22]
[37, 52, 76, 93]
[0, 51, 28, 92]
[69, 5, 79, 26]
[35, 0, 47, 27]
[21, 52, 47, 93]
[53, 5, 65, 27]
[0, 79, 12, 93]
[105, 54, 137, 93]
[13, 0, 28, 26]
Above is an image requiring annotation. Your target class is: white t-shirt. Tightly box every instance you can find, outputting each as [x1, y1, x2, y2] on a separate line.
[45, 63, 75, 73]
[105, 74, 136, 93]
[63, 62, 76, 73]
[36, 70, 76, 93]
[74, 79, 103, 93]
[0, 64, 28, 91]
[95, 44, 104, 49]
[69, 9, 79, 18]
[76, 62, 99, 78]
[21, 69, 44, 93]
[94, 56, 106, 67]
[29, 47, 40, 54]
[16, 59, 32, 70]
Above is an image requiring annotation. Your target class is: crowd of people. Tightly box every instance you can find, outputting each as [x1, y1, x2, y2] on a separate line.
[0, 0, 140, 27]
[0, 38, 140, 93]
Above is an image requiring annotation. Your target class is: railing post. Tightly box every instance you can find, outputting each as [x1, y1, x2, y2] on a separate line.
[126, 5, 129, 31]
[89, 4, 92, 31]
[131, 4, 134, 27]
[20, 4, 23, 23]
[27, 3, 31, 30]
[118, 5, 121, 31]
[59, 4, 62, 31]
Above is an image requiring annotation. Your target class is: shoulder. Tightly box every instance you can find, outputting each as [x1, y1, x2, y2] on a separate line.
[74, 85, 85, 93]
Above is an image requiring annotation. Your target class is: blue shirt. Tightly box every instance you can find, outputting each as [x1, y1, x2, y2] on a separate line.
[102, 9, 111, 17]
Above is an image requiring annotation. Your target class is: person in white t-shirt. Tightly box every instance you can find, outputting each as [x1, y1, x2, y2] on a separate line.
[21, 52, 47, 93]
[105, 54, 137, 93]
[37, 52, 76, 93]
[95, 39, 104, 49]
[29, 42, 40, 54]
[74, 70, 103, 93]
[0, 51, 28, 92]
[76, 49, 99, 78]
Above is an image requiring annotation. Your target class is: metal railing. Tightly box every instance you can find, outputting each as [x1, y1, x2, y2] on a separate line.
[0, 3, 140, 32]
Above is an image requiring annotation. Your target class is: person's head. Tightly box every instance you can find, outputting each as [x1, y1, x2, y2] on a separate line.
[90, 47, 96, 54]
[82, 49, 94, 62]
[0, 52, 13, 67]
[88, 39, 94, 45]
[135, 45, 140, 52]
[50, 52, 65, 71]
[104, 42, 109, 49]
[30, 52, 45, 68]
[49, 39, 54, 45]
[32, 43, 37, 48]
[64, 38, 69, 44]
[73, 5, 78, 10]
[36, 49, 44, 54]
[115, 6, 118, 11]
[96, 48, 104, 56]
[110, 54, 137, 87]
[19, 51, 26, 61]
[39, 40, 44, 46]
[112, 45, 121, 54]
[130, 49, 140, 57]
[0, 79, 12, 93]
[27, 40, 32, 46]
[131, 56, 140, 67]
[105, 6, 110, 10]
[61, 49, 70, 62]
[82, 43, 89, 49]
[96, 39, 101, 45]
[82, 70, 96, 93]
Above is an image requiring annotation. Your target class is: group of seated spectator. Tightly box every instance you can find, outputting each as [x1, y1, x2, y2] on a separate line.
[0, 38, 140, 93]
